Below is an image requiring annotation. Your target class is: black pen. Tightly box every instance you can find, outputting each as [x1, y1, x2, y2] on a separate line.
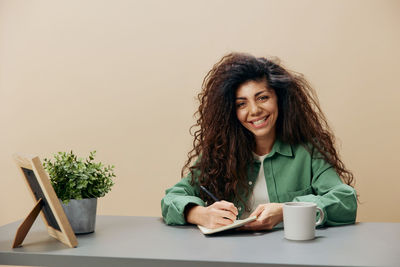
[200, 185, 219, 202]
[200, 185, 239, 220]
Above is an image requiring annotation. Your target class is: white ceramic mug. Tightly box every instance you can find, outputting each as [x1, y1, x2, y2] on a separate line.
[283, 202, 324, 241]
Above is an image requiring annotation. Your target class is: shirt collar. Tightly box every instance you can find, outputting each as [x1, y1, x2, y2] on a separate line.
[252, 139, 293, 163]
[268, 139, 293, 157]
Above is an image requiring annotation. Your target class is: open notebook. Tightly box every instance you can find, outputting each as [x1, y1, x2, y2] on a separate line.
[197, 216, 257, 235]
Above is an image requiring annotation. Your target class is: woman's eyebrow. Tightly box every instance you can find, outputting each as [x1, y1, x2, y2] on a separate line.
[236, 90, 269, 100]
[254, 90, 268, 97]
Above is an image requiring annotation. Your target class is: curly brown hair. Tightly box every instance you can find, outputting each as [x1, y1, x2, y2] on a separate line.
[182, 52, 354, 206]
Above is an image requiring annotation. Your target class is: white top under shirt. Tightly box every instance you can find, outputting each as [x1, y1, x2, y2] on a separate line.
[240, 153, 270, 219]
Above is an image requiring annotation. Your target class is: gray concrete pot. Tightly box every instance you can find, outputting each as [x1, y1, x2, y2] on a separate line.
[60, 198, 97, 234]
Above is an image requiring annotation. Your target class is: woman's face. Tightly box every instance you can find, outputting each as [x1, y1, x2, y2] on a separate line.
[235, 79, 278, 142]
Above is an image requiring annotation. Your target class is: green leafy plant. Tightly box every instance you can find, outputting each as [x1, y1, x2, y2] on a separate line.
[43, 151, 115, 204]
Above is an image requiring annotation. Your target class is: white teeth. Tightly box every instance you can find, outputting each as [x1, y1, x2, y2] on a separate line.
[253, 117, 266, 125]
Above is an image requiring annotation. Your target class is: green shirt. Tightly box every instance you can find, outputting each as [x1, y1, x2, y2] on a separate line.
[161, 139, 357, 226]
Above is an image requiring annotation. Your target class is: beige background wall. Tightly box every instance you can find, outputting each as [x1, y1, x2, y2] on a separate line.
[1, 0, 399, 227]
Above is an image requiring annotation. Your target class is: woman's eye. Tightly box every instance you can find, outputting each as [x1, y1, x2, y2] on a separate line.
[236, 102, 245, 108]
[258, 95, 269, 101]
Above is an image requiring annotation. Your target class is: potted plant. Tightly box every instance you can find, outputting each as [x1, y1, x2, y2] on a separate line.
[43, 150, 115, 234]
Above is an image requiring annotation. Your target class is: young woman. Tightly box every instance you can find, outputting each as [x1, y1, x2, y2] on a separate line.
[161, 52, 357, 230]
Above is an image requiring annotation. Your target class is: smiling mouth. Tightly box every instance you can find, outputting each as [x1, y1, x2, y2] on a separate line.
[250, 116, 269, 126]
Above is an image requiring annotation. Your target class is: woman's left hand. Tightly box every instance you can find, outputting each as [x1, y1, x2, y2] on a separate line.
[241, 203, 283, 231]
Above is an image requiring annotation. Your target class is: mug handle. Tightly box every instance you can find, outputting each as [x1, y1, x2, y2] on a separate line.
[315, 207, 324, 226]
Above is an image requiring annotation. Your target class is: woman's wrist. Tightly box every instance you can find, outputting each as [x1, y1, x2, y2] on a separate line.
[185, 205, 206, 225]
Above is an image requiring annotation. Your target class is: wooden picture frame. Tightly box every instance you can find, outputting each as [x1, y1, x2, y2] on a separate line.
[13, 154, 78, 248]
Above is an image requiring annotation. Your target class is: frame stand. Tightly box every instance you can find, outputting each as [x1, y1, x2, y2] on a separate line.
[13, 198, 44, 248]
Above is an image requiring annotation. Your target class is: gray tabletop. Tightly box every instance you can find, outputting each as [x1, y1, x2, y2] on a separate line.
[0, 215, 399, 267]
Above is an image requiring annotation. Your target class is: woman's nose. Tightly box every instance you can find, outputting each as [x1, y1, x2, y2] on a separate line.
[249, 102, 261, 115]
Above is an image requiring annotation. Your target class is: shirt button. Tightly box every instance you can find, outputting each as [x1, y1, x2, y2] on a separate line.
[238, 207, 242, 211]
[249, 181, 253, 185]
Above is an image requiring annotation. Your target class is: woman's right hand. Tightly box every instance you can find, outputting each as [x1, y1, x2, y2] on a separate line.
[186, 201, 239, 229]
